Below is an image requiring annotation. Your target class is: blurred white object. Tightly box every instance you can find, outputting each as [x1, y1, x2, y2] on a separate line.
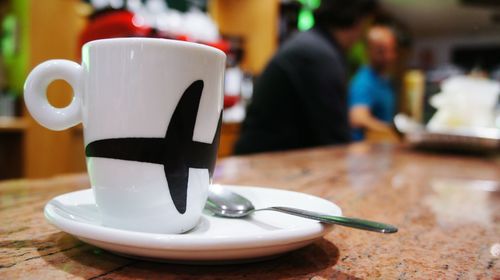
[397, 75, 500, 152]
[223, 103, 246, 123]
[91, 0, 112, 9]
[127, 0, 142, 12]
[127, 1, 220, 43]
[241, 74, 254, 101]
[427, 76, 500, 132]
[225, 66, 243, 96]
[90, 0, 124, 9]
[394, 113, 424, 134]
[182, 8, 220, 42]
[395, 113, 500, 152]
[156, 9, 184, 34]
[109, 0, 124, 9]
[145, 0, 167, 14]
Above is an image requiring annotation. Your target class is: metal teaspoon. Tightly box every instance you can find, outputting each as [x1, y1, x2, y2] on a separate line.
[205, 185, 398, 234]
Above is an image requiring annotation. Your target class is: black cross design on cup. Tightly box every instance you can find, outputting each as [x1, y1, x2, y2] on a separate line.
[85, 80, 222, 214]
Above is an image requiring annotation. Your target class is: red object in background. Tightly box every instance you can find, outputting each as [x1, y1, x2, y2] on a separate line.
[173, 34, 230, 54]
[223, 95, 240, 109]
[79, 9, 237, 108]
[79, 10, 152, 49]
[80, 9, 230, 54]
[204, 40, 230, 54]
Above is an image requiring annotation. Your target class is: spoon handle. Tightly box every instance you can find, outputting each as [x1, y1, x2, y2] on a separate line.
[263, 207, 398, 234]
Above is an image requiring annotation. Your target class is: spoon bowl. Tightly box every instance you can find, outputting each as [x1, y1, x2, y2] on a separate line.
[206, 185, 398, 234]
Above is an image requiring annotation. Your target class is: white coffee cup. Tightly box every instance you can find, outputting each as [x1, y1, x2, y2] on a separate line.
[24, 38, 226, 233]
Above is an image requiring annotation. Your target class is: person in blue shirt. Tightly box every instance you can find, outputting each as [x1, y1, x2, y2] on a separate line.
[349, 25, 397, 141]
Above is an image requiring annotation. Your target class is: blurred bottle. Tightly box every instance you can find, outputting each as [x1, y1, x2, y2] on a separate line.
[404, 70, 425, 123]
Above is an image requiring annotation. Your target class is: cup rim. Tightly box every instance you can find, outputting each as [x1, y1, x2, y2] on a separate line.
[82, 37, 226, 58]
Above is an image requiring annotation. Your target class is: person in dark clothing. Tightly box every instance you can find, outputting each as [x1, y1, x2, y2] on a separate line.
[234, 0, 378, 155]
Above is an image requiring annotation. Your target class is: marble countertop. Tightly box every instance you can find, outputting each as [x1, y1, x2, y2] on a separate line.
[0, 143, 498, 279]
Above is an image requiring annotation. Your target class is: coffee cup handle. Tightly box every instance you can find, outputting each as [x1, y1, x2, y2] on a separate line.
[24, 59, 83, 131]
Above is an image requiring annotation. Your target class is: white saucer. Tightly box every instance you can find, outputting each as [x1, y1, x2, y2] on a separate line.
[44, 185, 342, 263]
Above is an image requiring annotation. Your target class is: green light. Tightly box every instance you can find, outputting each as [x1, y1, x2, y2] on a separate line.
[298, 9, 314, 31]
[298, 0, 321, 9]
[1, 14, 17, 60]
[297, 0, 321, 31]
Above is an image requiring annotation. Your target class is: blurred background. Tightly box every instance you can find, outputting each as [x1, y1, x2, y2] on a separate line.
[0, 0, 499, 179]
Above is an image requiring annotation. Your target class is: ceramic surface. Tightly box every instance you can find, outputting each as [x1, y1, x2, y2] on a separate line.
[24, 38, 226, 234]
[44, 185, 341, 263]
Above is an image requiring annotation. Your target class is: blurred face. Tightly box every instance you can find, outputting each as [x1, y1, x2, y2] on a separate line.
[367, 27, 397, 73]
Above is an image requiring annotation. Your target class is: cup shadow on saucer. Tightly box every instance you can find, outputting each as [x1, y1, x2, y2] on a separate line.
[51, 202, 275, 234]
[51, 200, 283, 234]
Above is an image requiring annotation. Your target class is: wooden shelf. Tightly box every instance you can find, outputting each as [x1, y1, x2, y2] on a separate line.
[0, 117, 29, 132]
